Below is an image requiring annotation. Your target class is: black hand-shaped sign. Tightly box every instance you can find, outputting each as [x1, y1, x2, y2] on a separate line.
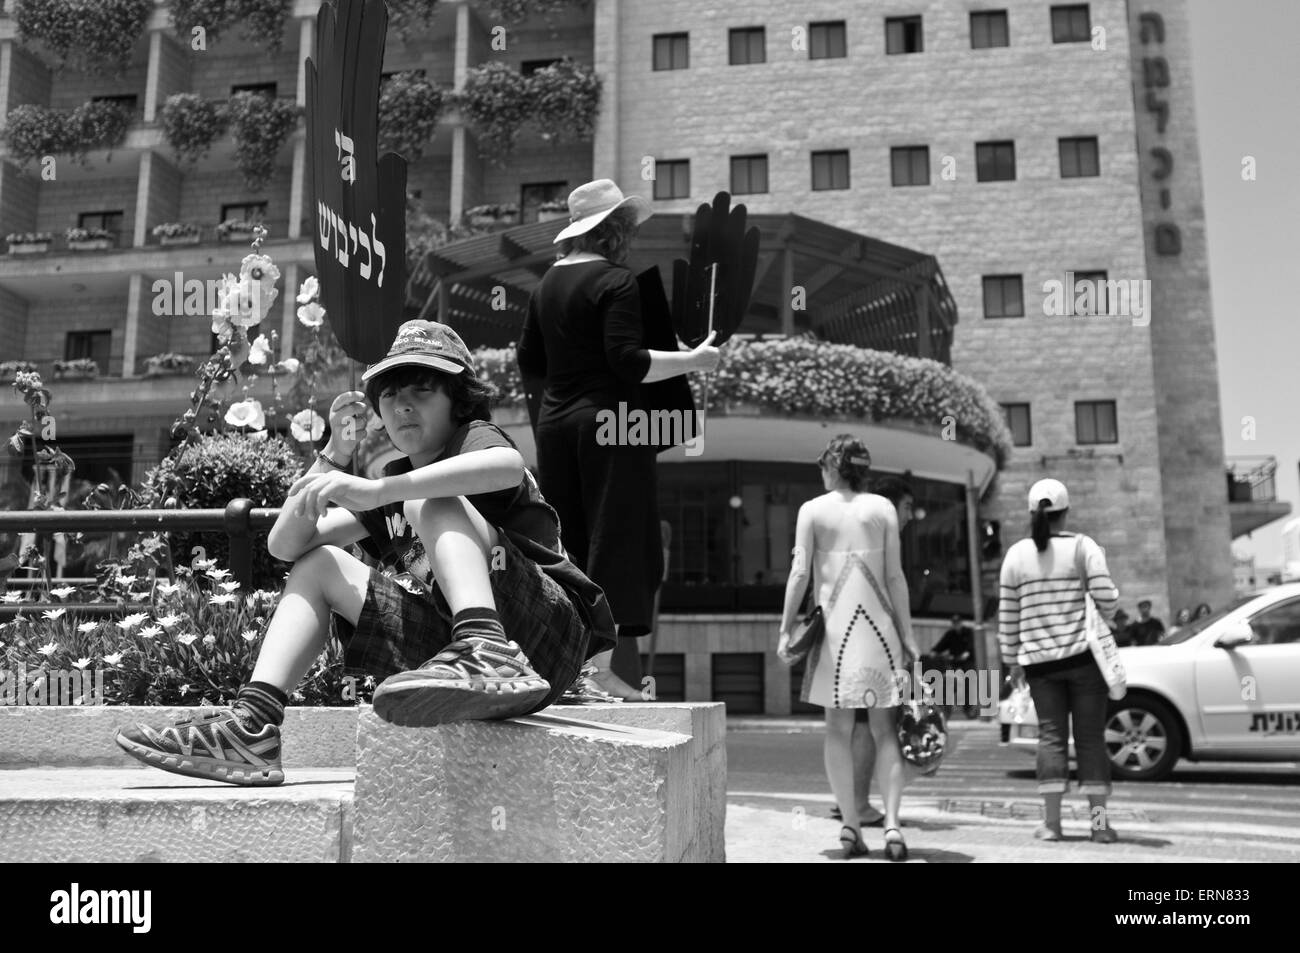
[306, 0, 408, 364]
[671, 191, 760, 348]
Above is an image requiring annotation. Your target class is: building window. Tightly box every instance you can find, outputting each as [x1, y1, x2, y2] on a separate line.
[91, 94, 138, 115]
[1051, 4, 1091, 43]
[729, 27, 766, 65]
[1001, 403, 1032, 446]
[653, 32, 689, 70]
[77, 210, 124, 235]
[520, 59, 561, 75]
[221, 201, 268, 224]
[809, 21, 847, 59]
[653, 160, 690, 199]
[1073, 270, 1108, 314]
[1059, 136, 1100, 177]
[982, 275, 1024, 317]
[730, 155, 768, 195]
[811, 150, 850, 191]
[975, 141, 1016, 182]
[520, 181, 568, 223]
[1076, 400, 1118, 445]
[712, 654, 765, 714]
[231, 82, 277, 97]
[885, 16, 923, 54]
[890, 146, 929, 186]
[970, 10, 1010, 48]
[65, 330, 111, 370]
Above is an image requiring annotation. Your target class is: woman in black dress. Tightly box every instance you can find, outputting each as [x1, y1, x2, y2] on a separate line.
[517, 179, 719, 698]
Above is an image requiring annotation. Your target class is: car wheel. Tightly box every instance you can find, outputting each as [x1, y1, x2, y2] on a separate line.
[1105, 696, 1183, 781]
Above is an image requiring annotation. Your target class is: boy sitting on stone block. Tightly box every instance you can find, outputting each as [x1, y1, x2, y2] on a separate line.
[116, 320, 615, 785]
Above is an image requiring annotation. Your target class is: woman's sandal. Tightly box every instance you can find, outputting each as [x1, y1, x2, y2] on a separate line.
[883, 827, 908, 862]
[839, 825, 869, 859]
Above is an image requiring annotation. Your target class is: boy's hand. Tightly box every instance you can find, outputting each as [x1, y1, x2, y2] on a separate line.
[288, 472, 383, 519]
[327, 391, 371, 457]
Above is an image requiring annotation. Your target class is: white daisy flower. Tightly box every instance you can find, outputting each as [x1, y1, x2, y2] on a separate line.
[117, 612, 149, 631]
[37, 641, 58, 656]
[77, 621, 98, 634]
[138, 625, 162, 639]
[102, 652, 123, 666]
[240, 629, 258, 642]
[177, 632, 198, 646]
[219, 581, 241, 592]
[203, 634, 217, 647]
[72, 657, 91, 670]
[157, 614, 183, 630]
[49, 586, 77, 599]
[42, 608, 66, 620]
[209, 593, 237, 606]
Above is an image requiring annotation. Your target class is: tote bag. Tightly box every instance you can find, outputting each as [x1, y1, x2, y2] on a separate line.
[1073, 535, 1127, 701]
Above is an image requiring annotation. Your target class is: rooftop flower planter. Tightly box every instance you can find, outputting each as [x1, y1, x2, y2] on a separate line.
[474, 337, 1014, 468]
[152, 222, 203, 245]
[52, 358, 100, 381]
[1, 101, 132, 168]
[15, 0, 154, 76]
[457, 58, 601, 164]
[65, 226, 116, 251]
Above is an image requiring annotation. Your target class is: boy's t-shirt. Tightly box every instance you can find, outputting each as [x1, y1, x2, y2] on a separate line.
[353, 420, 560, 588]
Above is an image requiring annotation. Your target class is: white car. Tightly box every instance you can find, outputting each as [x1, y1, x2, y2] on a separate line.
[999, 583, 1300, 781]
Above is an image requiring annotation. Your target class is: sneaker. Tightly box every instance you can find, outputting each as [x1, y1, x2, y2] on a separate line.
[371, 634, 551, 727]
[115, 708, 284, 786]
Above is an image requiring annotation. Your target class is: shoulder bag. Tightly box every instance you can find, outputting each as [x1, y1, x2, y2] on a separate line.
[1073, 535, 1127, 700]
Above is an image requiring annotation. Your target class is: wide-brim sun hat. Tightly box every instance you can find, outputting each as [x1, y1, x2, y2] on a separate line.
[1027, 478, 1070, 513]
[552, 179, 653, 244]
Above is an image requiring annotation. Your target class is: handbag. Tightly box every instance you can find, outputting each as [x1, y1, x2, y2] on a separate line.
[896, 698, 948, 776]
[784, 605, 824, 664]
[1073, 535, 1127, 701]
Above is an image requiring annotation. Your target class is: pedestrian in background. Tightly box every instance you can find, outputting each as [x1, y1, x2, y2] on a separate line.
[779, 437, 919, 859]
[998, 478, 1121, 843]
[1128, 600, 1165, 645]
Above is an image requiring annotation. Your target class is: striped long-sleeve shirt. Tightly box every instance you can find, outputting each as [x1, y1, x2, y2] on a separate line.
[999, 533, 1119, 667]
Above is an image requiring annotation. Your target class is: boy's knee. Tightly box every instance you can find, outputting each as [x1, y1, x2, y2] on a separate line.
[289, 544, 346, 579]
[403, 496, 462, 527]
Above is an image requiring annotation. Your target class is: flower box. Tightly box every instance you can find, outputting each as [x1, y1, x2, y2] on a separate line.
[68, 238, 114, 251]
[8, 241, 51, 255]
[53, 359, 100, 381]
[159, 232, 201, 246]
[537, 208, 569, 223]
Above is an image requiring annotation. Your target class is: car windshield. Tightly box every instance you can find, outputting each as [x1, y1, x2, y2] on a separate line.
[1159, 595, 1257, 645]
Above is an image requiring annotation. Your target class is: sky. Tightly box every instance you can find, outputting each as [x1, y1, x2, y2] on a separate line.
[1187, 0, 1300, 570]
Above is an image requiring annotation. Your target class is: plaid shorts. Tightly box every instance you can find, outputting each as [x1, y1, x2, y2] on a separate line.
[333, 529, 590, 710]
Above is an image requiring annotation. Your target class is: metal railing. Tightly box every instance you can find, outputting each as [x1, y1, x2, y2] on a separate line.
[1226, 456, 1278, 503]
[0, 499, 278, 599]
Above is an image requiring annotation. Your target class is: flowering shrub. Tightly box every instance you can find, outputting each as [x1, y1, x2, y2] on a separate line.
[457, 58, 601, 163]
[470, 338, 1013, 466]
[2, 101, 131, 166]
[377, 71, 445, 162]
[226, 91, 299, 192]
[140, 433, 302, 590]
[0, 569, 364, 706]
[65, 226, 114, 242]
[151, 222, 201, 239]
[158, 93, 228, 164]
[52, 358, 99, 379]
[166, 0, 292, 55]
[15, 0, 153, 75]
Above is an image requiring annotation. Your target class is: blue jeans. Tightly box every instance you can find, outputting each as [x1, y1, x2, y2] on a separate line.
[1026, 657, 1112, 796]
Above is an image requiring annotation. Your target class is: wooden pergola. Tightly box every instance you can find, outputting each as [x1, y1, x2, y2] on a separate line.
[405, 212, 958, 362]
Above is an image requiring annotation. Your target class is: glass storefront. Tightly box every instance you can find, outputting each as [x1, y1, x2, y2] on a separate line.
[657, 461, 974, 617]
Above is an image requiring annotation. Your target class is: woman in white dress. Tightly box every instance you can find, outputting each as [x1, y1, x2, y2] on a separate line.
[779, 435, 920, 859]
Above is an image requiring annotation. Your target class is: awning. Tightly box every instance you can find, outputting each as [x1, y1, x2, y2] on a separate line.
[405, 212, 958, 362]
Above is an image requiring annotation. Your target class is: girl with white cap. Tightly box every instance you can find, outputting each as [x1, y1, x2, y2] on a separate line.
[998, 478, 1121, 842]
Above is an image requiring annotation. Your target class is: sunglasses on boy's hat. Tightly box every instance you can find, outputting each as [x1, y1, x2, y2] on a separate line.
[361, 320, 475, 382]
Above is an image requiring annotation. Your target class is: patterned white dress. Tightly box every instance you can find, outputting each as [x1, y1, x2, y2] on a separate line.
[801, 546, 907, 710]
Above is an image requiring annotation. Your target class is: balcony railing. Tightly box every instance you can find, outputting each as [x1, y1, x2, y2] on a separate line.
[1226, 455, 1278, 503]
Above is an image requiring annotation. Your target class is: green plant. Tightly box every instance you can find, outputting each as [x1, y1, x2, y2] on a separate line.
[456, 58, 600, 163]
[216, 219, 259, 238]
[52, 358, 100, 378]
[167, 0, 292, 55]
[152, 222, 202, 239]
[464, 203, 519, 220]
[385, 0, 442, 40]
[140, 433, 303, 590]
[15, 0, 153, 75]
[0, 571, 369, 706]
[5, 233, 53, 245]
[0, 361, 39, 378]
[65, 226, 114, 242]
[144, 352, 195, 374]
[377, 71, 445, 162]
[158, 93, 229, 165]
[226, 91, 300, 192]
[482, 0, 589, 24]
[1, 101, 130, 166]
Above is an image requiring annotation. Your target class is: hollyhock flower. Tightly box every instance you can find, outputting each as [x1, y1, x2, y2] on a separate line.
[296, 301, 325, 328]
[224, 399, 266, 431]
[277, 357, 300, 375]
[248, 334, 272, 365]
[290, 409, 326, 443]
[296, 275, 319, 304]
